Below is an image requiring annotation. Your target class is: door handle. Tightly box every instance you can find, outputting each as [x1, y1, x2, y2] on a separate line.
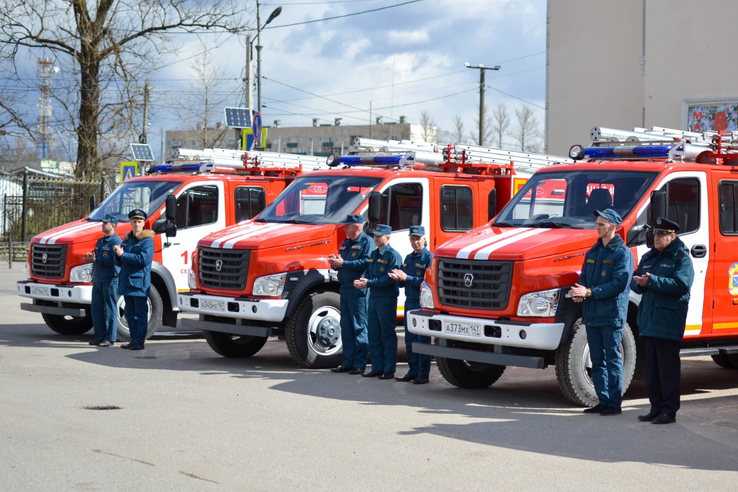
[690, 244, 707, 258]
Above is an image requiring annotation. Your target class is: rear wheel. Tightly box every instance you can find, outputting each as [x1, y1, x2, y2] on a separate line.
[436, 357, 506, 389]
[555, 319, 637, 407]
[285, 291, 343, 369]
[711, 353, 738, 369]
[42, 312, 93, 335]
[115, 285, 164, 342]
[203, 330, 268, 358]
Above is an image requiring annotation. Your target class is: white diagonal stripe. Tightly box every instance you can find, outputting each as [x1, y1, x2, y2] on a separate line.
[219, 223, 290, 249]
[473, 228, 548, 260]
[456, 228, 532, 259]
[42, 222, 100, 245]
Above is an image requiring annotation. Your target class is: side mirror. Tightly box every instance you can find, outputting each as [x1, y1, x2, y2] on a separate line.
[649, 189, 666, 225]
[368, 191, 382, 223]
[89, 195, 96, 212]
[165, 194, 177, 221]
[487, 188, 497, 221]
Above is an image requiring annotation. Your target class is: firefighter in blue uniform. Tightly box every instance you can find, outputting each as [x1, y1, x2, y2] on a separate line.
[84, 214, 122, 347]
[328, 215, 375, 374]
[389, 225, 433, 384]
[355, 224, 403, 380]
[114, 209, 155, 351]
[631, 217, 694, 425]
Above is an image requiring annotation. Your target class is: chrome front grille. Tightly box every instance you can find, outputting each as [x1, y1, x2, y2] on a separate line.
[437, 258, 513, 310]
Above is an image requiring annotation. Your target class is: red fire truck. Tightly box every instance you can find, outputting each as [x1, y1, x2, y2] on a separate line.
[408, 126, 738, 406]
[177, 139, 572, 368]
[16, 149, 326, 341]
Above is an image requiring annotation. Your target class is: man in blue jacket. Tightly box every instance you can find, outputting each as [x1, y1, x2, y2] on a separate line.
[389, 226, 433, 384]
[84, 214, 122, 347]
[328, 214, 375, 374]
[354, 224, 403, 380]
[114, 209, 155, 351]
[569, 208, 634, 416]
[631, 217, 694, 424]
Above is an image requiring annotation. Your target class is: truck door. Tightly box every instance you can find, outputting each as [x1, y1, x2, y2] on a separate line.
[633, 172, 708, 338]
[161, 182, 226, 292]
[710, 178, 738, 336]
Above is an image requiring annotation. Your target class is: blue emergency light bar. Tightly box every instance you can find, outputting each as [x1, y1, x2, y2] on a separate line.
[150, 162, 212, 173]
[583, 144, 675, 160]
[339, 154, 414, 166]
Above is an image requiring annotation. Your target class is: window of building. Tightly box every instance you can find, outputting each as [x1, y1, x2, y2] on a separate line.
[234, 186, 266, 223]
[176, 185, 219, 228]
[440, 186, 474, 231]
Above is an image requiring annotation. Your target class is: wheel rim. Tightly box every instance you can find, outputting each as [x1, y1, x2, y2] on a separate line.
[581, 339, 595, 389]
[116, 296, 153, 331]
[307, 306, 342, 356]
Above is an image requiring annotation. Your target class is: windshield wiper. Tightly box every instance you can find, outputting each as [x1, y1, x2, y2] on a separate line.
[530, 220, 569, 229]
[492, 221, 515, 228]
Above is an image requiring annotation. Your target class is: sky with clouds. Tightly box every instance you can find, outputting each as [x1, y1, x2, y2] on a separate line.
[149, 0, 548, 154]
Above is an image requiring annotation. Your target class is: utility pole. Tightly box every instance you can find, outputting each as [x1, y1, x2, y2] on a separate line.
[465, 62, 500, 146]
[141, 81, 149, 144]
[255, 1, 282, 114]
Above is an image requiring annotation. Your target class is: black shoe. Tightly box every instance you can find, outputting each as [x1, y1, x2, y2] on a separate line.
[412, 377, 429, 385]
[361, 370, 383, 378]
[129, 344, 145, 351]
[378, 372, 395, 380]
[395, 373, 417, 382]
[331, 365, 351, 373]
[348, 368, 365, 375]
[652, 413, 676, 425]
[638, 410, 660, 422]
[89, 341, 101, 346]
[121, 343, 132, 349]
[98, 341, 111, 347]
[583, 404, 605, 414]
[600, 406, 622, 416]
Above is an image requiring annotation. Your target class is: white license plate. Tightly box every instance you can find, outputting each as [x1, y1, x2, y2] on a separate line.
[443, 322, 482, 337]
[200, 299, 226, 312]
[31, 286, 51, 297]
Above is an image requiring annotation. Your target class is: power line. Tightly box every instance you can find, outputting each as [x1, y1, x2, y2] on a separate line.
[264, 0, 423, 29]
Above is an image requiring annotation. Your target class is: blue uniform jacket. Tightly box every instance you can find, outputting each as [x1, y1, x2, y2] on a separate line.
[630, 237, 694, 341]
[400, 248, 433, 302]
[93, 234, 122, 283]
[365, 243, 403, 298]
[338, 232, 375, 296]
[116, 229, 155, 297]
[578, 234, 634, 329]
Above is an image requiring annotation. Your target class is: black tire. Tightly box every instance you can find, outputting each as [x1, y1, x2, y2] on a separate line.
[436, 357, 506, 389]
[711, 353, 736, 369]
[555, 318, 637, 407]
[115, 285, 164, 342]
[42, 312, 93, 335]
[203, 330, 268, 358]
[285, 291, 343, 369]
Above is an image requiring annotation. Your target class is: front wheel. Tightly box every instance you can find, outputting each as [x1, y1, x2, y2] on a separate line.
[115, 285, 164, 342]
[42, 312, 93, 335]
[285, 291, 343, 369]
[555, 319, 637, 407]
[203, 330, 268, 358]
[436, 357, 506, 389]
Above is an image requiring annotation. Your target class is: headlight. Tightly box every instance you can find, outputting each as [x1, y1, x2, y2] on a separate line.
[188, 268, 197, 290]
[517, 288, 560, 317]
[25, 261, 31, 280]
[252, 273, 287, 297]
[419, 281, 435, 309]
[69, 263, 94, 283]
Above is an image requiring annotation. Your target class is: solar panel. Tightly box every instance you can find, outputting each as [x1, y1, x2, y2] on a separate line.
[130, 143, 154, 161]
[224, 107, 252, 128]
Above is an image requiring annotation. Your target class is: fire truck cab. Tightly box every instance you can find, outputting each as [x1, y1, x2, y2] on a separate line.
[177, 139, 573, 368]
[408, 126, 738, 406]
[16, 149, 325, 341]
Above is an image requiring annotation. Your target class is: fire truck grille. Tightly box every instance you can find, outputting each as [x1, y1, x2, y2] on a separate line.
[30, 244, 67, 279]
[198, 248, 251, 291]
[437, 258, 513, 310]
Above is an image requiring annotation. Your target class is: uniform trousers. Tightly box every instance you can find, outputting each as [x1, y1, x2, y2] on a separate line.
[586, 324, 624, 408]
[403, 300, 431, 378]
[339, 292, 368, 370]
[124, 295, 149, 345]
[91, 279, 118, 343]
[367, 296, 398, 373]
[643, 336, 681, 417]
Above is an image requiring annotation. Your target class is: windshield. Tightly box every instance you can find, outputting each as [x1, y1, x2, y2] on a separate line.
[493, 170, 658, 229]
[257, 175, 382, 224]
[88, 180, 183, 223]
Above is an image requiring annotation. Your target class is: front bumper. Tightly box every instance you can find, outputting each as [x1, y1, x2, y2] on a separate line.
[406, 309, 564, 351]
[17, 281, 93, 317]
[177, 292, 288, 323]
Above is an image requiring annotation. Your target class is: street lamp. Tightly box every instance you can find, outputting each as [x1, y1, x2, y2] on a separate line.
[244, 2, 282, 113]
[256, 1, 282, 114]
[465, 62, 501, 146]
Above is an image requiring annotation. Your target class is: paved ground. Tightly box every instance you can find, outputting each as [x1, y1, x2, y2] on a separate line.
[2, 262, 738, 491]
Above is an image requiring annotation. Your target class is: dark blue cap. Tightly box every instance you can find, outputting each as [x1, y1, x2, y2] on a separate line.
[128, 209, 147, 220]
[653, 217, 680, 234]
[409, 226, 425, 236]
[372, 224, 392, 235]
[340, 214, 364, 225]
[593, 208, 622, 226]
[102, 214, 119, 226]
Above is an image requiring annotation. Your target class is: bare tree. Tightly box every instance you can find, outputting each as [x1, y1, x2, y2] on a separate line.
[0, 1, 249, 178]
[491, 103, 510, 149]
[419, 110, 437, 143]
[509, 106, 542, 152]
[451, 114, 465, 143]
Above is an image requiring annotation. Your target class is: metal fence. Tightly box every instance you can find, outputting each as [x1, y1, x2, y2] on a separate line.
[1, 169, 113, 246]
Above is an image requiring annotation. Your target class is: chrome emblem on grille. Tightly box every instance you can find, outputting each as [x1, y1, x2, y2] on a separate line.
[464, 273, 474, 288]
[215, 260, 223, 272]
[42, 253, 48, 263]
